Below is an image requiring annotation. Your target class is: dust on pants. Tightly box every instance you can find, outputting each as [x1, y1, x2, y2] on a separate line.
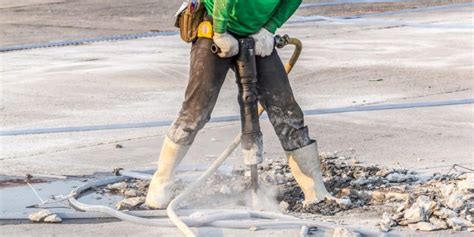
[167, 37, 311, 151]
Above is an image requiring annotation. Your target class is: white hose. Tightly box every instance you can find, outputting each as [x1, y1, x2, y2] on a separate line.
[2, 209, 301, 221]
[67, 172, 339, 231]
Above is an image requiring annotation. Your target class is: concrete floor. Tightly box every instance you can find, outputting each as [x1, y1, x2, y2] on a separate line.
[1, 1, 473, 237]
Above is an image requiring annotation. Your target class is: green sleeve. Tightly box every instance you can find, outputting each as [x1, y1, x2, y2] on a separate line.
[264, 0, 302, 33]
[212, 0, 235, 34]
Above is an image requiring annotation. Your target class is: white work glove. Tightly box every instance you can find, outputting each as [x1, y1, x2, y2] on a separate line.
[250, 28, 274, 57]
[213, 32, 239, 58]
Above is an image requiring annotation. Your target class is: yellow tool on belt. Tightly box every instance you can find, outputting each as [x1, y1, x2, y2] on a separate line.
[197, 20, 213, 39]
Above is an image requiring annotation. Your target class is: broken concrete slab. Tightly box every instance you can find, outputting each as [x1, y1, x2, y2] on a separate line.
[44, 214, 62, 223]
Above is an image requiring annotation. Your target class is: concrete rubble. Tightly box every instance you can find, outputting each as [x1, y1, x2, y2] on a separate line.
[116, 197, 146, 210]
[379, 212, 396, 232]
[95, 153, 472, 233]
[43, 214, 62, 223]
[260, 153, 472, 233]
[106, 182, 128, 192]
[28, 209, 62, 223]
[381, 173, 474, 232]
[28, 209, 53, 222]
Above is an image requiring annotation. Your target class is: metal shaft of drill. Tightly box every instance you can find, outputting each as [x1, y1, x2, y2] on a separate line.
[235, 38, 263, 166]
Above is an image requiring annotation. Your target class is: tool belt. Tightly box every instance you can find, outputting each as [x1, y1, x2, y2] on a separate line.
[174, 1, 206, 43]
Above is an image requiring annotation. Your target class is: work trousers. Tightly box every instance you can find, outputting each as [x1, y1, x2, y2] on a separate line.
[167, 37, 311, 151]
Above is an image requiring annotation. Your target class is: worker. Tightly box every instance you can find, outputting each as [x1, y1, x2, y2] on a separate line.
[146, 0, 339, 209]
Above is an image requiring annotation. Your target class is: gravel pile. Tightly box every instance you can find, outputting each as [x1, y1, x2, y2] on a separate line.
[263, 153, 420, 215]
[379, 172, 473, 232]
[259, 152, 473, 232]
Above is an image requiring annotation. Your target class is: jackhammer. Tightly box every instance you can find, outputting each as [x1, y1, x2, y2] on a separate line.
[212, 35, 300, 197]
[234, 38, 262, 195]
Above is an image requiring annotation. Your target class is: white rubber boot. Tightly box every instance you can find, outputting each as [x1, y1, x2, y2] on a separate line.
[145, 136, 190, 209]
[286, 141, 339, 205]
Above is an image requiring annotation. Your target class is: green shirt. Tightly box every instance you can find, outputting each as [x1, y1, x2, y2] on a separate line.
[203, 0, 302, 37]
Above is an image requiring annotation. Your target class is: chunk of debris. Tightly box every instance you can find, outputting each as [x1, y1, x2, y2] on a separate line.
[375, 168, 391, 177]
[379, 212, 396, 232]
[116, 197, 145, 210]
[404, 204, 427, 224]
[446, 194, 465, 210]
[433, 207, 457, 219]
[124, 189, 139, 197]
[429, 217, 448, 230]
[107, 182, 128, 192]
[416, 195, 437, 216]
[44, 214, 62, 223]
[371, 191, 385, 203]
[28, 209, 53, 222]
[447, 217, 472, 231]
[336, 198, 352, 208]
[386, 173, 417, 183]
[439, 184, 456, 198]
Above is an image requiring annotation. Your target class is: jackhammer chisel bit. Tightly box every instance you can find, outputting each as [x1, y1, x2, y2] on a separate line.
[234, 38, 263, 194]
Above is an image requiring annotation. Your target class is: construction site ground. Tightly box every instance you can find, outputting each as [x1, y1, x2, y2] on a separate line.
[1, 0, 473, 236]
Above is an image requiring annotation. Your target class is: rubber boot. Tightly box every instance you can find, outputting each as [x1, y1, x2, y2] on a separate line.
[286, 141, 337, 205]
[145, 136, 190, 209]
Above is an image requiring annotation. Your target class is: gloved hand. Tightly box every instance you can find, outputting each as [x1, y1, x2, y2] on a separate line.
[250, 28, 274, 57]
[213, 32, 239, 58]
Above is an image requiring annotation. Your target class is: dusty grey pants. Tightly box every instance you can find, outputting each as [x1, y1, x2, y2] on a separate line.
[167, 37, 311, 151]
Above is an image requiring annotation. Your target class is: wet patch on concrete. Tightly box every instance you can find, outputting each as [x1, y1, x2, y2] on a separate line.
[0, 173, 123, 218]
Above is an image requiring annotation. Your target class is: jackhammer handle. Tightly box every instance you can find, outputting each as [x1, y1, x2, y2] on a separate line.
[210, 35, 302, 114]
[210, 35, 292, 54]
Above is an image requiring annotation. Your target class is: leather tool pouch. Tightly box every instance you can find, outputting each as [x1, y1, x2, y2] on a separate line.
[175, 2, 206, 43]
